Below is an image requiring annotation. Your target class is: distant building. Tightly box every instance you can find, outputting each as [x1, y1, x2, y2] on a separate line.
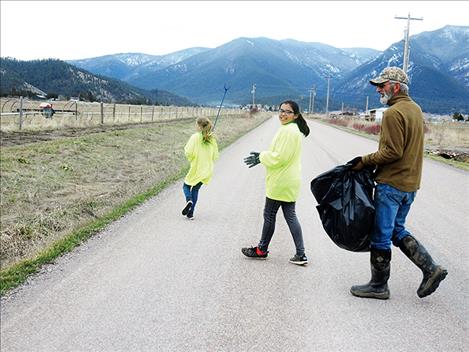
[369, 107, 387, 122]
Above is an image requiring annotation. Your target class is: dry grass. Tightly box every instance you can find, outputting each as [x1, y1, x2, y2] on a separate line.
[424, 121, 469, 150]
[318, 116, 469, 167]
[0, 112, 271, 268]
[322, 117, 469, 149]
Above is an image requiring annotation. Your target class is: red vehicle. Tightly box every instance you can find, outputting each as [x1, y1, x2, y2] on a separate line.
[39, 102, 55, 118]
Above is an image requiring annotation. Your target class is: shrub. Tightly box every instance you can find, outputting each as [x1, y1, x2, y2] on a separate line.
[363, 124, 381, 135]
[352, 122, 366, 131]
[350, 122, 380, 135]
[452, 112, 464, 121]
[327, 118, 349, 127]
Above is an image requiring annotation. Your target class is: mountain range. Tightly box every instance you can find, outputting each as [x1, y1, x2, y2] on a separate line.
[335, 25, 469, 113]
[68, 39, 380, 108]
[68, 25, 469, 113]
[2, 25, 468, 114]
[0, 58, 194, 106]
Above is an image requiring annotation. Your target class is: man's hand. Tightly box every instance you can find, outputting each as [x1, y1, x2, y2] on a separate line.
[347, 156, 364, 171]
[244, 152, 260, 168]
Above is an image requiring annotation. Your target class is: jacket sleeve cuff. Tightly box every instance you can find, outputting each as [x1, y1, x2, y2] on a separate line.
[259, 151, 266, 164]
[362, 154, 372, 165]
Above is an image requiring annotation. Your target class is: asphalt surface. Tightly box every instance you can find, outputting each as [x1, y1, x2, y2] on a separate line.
[1, 117, 468, 352]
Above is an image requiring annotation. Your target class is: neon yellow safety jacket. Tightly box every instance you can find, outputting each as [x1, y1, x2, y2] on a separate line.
[259, 122, 303, 202]
[184, 132, 219, 186]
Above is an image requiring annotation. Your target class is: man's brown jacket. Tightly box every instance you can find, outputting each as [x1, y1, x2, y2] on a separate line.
[362, 92, 424, 192]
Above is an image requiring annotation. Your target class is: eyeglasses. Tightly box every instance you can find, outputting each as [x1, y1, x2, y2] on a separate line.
[279, 109, 294, 115]
[377, 81, 392, 88]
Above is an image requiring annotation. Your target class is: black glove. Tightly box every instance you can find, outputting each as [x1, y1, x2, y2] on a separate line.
[347, 156, 363, 168]
[244, 152, 260, 168]
[347, 156, 366, 171]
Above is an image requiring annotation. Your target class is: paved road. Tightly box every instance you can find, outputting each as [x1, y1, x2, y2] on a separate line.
[1, 118, 468, 352]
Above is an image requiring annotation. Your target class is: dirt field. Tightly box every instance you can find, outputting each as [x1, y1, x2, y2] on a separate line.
[0, 119, 193, 147]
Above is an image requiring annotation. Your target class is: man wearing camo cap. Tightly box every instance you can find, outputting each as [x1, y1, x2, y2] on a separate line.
[348, 66, 448, 300]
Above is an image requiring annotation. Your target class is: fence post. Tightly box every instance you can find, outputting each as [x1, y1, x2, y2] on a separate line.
[152, 105, 154, 122]
[128, 105, 131, 121]
[113, 103, 116, 120]
[140, 105, 143, 122]
[75, 101, 78, 120]
[19, 96, 24, 130]
[100, 102, 104, 124]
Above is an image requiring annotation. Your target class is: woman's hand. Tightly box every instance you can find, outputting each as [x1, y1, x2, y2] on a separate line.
[244, 152, 260, 168]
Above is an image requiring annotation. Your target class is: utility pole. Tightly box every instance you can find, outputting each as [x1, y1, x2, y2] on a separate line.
[325, 77, 331, 116]
[311, 87, 316, 114]
[365, 96, 369, 114]
[19, 96, 23, 130]
[395, 13, 423, 73]
[308, 86, 316, 114]
[251, 84, 256, 108]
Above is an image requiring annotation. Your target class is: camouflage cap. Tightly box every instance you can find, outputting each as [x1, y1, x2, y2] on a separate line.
[370, 66, 409, 85]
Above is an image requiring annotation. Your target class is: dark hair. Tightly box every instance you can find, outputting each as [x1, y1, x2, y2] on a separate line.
[280, 100, 310, 137]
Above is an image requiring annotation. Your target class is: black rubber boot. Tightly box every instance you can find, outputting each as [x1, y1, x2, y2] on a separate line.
[398, 235, 448, 298]
[350, 248, 391, 300]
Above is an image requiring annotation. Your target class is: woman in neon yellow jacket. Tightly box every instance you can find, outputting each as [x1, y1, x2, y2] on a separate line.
[242, 100, 310, 265]
[182, 117, 219, 220]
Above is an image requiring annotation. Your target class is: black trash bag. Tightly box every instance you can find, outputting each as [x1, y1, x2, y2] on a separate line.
[310, 164, 375, 252]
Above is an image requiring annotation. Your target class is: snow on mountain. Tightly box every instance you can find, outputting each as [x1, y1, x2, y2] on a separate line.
[63, 25, 468, 113]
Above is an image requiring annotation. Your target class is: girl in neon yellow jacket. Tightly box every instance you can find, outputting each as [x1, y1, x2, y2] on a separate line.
[242, 100, 310, 265]
[181, 117, 219, 220]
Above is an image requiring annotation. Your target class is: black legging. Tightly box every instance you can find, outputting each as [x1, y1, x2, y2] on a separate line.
[258, 197, 305, 255]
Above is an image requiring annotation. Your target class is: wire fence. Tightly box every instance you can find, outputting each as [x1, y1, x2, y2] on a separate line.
[0, 97, 246, 131]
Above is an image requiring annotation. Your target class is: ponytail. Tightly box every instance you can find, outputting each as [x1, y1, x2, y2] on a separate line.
[294, 114, 310, 137]
[197, 117, 213, 143]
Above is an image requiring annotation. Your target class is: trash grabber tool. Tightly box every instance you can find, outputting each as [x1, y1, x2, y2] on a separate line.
[212, 84, 230, 131]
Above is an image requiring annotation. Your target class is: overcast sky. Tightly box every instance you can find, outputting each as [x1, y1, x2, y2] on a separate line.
[1, 1, 468, 61]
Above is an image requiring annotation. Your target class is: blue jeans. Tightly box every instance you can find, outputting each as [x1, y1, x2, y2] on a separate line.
[183, 182, 203, 216]
[371, 183, 416, 250]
